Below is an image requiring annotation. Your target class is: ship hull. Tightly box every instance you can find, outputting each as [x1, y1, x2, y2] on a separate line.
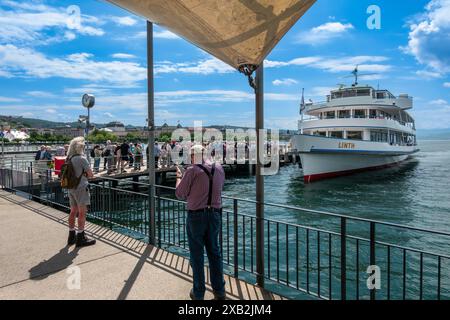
[292, 135, 419, 183]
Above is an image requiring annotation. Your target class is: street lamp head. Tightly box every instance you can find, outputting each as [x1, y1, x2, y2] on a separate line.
[82, 94, 95, 109]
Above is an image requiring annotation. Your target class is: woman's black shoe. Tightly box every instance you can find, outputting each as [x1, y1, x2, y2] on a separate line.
[76, 231, 96, 247]
[67, 230, 76, 246]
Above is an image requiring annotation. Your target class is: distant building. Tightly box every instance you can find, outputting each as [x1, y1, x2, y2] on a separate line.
[103, 121, 127, 138]
[105, 121, 125, 132]
[3, 129, 29, 141]
[54, 126, 84, 138]
[28, 128, 55, 135]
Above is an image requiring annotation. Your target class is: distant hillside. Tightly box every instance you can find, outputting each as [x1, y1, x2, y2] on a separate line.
[0, 115, 103, 129]
[0, 115, 295, 133]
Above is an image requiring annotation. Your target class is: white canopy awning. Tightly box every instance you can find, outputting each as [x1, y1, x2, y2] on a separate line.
[107, 0, 316, 70]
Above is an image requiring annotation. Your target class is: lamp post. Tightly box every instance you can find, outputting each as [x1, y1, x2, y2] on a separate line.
[82, 94, 95, 161]
[0, 122, 5, 162]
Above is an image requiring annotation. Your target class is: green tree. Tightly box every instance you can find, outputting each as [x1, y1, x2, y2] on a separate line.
[159, 133, 171, 143]
[87, 130, 117, 144]
[125, 132, 140, 142]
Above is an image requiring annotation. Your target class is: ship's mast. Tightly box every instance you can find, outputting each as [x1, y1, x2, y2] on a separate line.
[352, 66, 359, 86]
[300, 88, 305, 134]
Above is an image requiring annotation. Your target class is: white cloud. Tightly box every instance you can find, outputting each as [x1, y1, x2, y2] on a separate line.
[264, 117, 298, 130]
[154, 30, 180, 40]
[416, 70, 443, 79]
[153, 55, 390, 77]
[0, 1, 105, 45]
[157, 90, 298, 103]
[266, 55, 391, 74]
[413, 99, 450, 129]
[26, 91, 56, 98]
[443, 82, 450, 87]
[155, 58, 234, 75]
[133, 31, 147, 39]
[310, 86, 336, 98]
[403, 0, 450, 75]
[297, 22, 354, 45]
[133, 29, 181, 40]
[20, 112, 35, 118]
[430, 99, 448, 105]
[0, 96, 22, 103]
[112, 16, 138, 26]
[272, 79, 298, 86]
[63, 88, 298, 112]
[0, 45, 147, 86]
[265, 57, 321, 68]
[111, 53, 136, 59]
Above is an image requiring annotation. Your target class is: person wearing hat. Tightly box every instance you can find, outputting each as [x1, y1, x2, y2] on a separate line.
[175, 144, 226, 300]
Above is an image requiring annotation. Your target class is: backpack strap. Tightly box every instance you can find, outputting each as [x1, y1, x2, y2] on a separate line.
[197, 163, 216, 208]
[67, 154, 84, 179]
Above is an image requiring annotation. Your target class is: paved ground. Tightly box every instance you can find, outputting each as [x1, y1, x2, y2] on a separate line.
[0, 190, 284, 300]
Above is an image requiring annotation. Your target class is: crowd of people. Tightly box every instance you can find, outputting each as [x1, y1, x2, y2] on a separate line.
[91, 140, 145, 174]
[34, 139, 282, 176]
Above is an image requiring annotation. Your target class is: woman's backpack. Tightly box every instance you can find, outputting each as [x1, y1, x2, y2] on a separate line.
[60, 156, 83, 189]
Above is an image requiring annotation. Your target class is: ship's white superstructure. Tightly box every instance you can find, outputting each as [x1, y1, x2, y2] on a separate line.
[291, 79, 419, 182]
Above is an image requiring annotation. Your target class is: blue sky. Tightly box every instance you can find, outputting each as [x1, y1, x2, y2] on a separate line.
[0, 0, 449, 130]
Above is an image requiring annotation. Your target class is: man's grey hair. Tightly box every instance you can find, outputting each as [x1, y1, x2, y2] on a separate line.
[67, 137, 85, 158]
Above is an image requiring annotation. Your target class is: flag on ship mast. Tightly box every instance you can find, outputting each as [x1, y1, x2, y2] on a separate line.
[300, 88, 305, 115]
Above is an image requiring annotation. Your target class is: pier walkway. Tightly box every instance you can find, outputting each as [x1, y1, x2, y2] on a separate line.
[0, 190, 283, 300]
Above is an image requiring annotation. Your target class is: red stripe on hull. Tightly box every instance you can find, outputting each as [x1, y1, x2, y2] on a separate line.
[304, 161, 402, 183]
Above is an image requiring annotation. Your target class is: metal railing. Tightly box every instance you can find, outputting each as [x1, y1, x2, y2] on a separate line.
[0, 165, 448, 300]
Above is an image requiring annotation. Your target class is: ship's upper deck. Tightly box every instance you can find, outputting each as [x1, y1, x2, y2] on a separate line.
[305, 86, 413, 114]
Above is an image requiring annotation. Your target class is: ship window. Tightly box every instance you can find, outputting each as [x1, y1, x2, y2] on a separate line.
[343, 90, 357, 98]
[332, 92, 343, 99]
[356, 89, 371, 96]
[339, 110, 350, 118]
[313, 131, 327, 137]
[354, 110, 365, 118]
[370, 131, 388, 142]
[325, 111, 335, 119]
[369, 109, 377, 119]
[330, 131, 343, 139]
[347, 131, 362, 140]
[376, 92, 385, 99]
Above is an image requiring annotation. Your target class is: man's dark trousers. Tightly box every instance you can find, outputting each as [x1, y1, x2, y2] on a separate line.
[186, 208, 225, 299]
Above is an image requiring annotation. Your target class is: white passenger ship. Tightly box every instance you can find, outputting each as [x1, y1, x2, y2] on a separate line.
[291, 73, 419, 183]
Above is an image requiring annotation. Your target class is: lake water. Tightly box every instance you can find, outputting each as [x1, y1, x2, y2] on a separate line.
[224, 140, 450, 231]
[219, 139, 450, 299]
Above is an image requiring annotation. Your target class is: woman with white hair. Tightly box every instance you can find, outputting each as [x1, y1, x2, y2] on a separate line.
[66, 137, 96, 247]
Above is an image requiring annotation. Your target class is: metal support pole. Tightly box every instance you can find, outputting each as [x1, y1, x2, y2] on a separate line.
[255, 62, 265, 287]
[1, 124, 4, 162]
[147, 21, 156, 245]
[340, 217, 347, 300]
[233, 199, 239, 278]
[86, 106, 90, 163]
[370, 222, 376, 300]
